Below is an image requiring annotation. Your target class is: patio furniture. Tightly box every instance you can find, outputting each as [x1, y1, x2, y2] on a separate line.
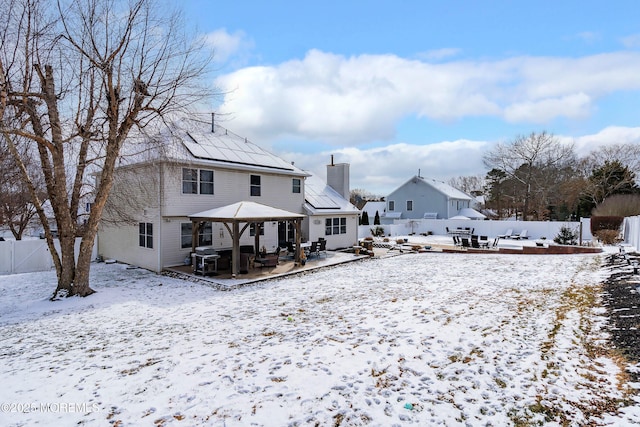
[307, 241, 319, 258]
[318, 239, 327, 257]
[512, 229, 529, 240]
[471, 235, 480, 248]
[255, 254, 278, 269]
[461, 238, 470, 248]
[499, 229, 513, 239]
[286, 241, 295, 258]
[192, 252, 220, 276]
[479, 235, 489, 248]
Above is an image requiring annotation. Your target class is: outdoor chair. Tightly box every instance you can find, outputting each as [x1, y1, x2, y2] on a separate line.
[461, 238, 470, 248]
[471, 235, 480, 248]
[513, 229, 528, 240]
[499, 229, 513, 239]
[479, 235, 489, 248]
[306, 241, 319, 258]
[286, 241, 295, 258]
[318, 239, 327, 257]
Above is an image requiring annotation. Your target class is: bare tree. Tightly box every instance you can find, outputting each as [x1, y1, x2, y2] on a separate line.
[448, 175, 485, 196]
[0, 139, 47, 239]
[483, 131, 576, 220]
[0, 0, 213, 297]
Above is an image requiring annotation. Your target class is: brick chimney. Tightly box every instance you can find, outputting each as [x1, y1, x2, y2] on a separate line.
[326, 154, 350, 200]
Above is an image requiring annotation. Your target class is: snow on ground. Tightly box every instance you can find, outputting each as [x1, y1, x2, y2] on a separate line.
[1, 245, 639, 426]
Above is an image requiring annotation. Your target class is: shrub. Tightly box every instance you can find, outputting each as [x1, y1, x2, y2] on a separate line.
[554, 225, 578, 245]
[590, 216, 623, 235]
[592, 194, 640, 217]
[594, 229, 621, 245]
[370, 226, 385, 237]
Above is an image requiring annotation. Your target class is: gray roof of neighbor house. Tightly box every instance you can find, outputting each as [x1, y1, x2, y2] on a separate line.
[361, 201, 386, 218]
[117, 119, 309, 177]
[303, 175, 360, 215]
[390, 175, 473, 200]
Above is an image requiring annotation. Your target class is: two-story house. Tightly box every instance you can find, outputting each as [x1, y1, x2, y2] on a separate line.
[98, 119, 358, 273]
[384, 175, 474, 222]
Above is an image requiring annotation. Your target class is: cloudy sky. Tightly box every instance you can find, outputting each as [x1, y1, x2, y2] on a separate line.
[183, 0, 640, 195]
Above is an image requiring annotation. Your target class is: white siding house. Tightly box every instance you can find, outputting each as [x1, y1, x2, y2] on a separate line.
[303, 169, 360, 250]
[384, 175, 474, 222]
[98, 120, 358, 272]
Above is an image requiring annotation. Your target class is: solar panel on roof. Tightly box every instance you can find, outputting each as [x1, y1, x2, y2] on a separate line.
[182, 131, 294, 171]
[305, 186, 340, 209]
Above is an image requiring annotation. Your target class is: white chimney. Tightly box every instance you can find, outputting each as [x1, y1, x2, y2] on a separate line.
[327, 155, 350, 200]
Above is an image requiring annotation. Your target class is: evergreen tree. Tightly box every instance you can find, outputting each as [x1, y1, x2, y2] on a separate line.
[361, 211, 370, 225]
[374, 211, 380, 225]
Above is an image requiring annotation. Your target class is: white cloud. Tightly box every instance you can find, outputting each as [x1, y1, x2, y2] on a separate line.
[503, 93, 592, 123]
[566, 126, 640, 157]
[416, 48, 462, 61]
[215, 50, 640, 146]
[621, 33, 640, 48]
[282, 127, 640, 196]
[284, 139, 491, 196]
[203, 28, 253, 65]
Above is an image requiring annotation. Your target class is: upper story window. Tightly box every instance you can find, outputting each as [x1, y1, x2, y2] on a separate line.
[182, 168, 214, 195]
[250, 175, 261, 196]
[388, 200, 395, 211]
[407, 200, 413, 211]
[292, 178, 301, 194]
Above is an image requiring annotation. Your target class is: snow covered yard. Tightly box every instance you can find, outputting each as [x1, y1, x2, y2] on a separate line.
[1, 252, 639, 426]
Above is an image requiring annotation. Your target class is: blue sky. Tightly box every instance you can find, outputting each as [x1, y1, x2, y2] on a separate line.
[182, 0, 640, 195]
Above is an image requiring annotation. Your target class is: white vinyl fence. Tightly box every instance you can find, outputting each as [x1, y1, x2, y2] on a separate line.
[623, 216, 640, 251]
[359, 218, 593, 243]
[0, 238, 97, 275]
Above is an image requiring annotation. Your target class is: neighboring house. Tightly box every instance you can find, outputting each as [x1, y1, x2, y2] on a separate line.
[384, 175, 474, 222]
[98, 119, 356, 273]
[360, 201, 386, 224]
[303, 164, 360, 250]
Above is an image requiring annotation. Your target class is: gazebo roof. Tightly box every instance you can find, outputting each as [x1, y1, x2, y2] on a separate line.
[189, 201, 305, 223]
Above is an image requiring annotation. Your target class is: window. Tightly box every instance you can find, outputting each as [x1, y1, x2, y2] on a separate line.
[181, 222, 212, 248]
[388, 201, 395, 211]
[250, 175, 261, 196]
[407, 200, 413, 211]
[182, 168, 214, 195]
[200, 170, 214, 195]
[292, 178, 301, 193]
[250, 222, 265, 237]
[139, 223, 153, 248]
[325, 217, 347, 235]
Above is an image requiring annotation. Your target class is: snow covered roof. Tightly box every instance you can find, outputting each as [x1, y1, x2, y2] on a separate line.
[116, 119, 309, 177]
[457, 207, 486, 219]
[390, 175, 472, 201]
[303, 175, 359, 215]
[189, 201, 304, 222]
[361, 201, 386, 218]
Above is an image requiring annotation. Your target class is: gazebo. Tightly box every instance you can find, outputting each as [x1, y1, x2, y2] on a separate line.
[188, 201, 306, 277]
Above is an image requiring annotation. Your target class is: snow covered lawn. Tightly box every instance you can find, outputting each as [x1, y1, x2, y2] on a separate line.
[1, 251, 639, 426]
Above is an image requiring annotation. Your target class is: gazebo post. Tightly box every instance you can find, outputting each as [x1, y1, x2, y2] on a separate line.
[254, 222, 260, 255]
[295, 219, 302, 265]
[191, 221, 199, 254]
[231, 221, 240, 278]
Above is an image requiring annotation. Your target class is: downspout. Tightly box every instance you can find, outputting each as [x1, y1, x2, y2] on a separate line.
[157, 162, 163, 273]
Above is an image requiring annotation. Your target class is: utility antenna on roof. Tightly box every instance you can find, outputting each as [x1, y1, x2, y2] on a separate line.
[211, 112, 215, 133]
[418, 168, 421, 178]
